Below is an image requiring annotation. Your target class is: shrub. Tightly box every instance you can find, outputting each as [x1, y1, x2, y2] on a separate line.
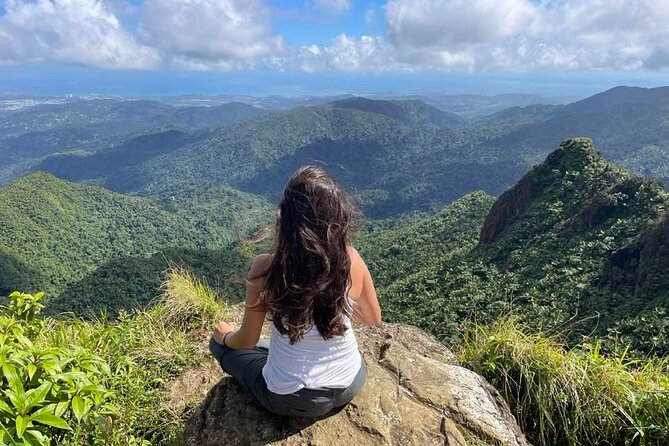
[0, 292, 115, 445]
[2, 268, 229, 444]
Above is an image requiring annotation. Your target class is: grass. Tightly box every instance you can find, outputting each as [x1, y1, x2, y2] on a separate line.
[33, 267, 228, 444]
[458, 318, 669, 446]
[155, 267, 227, 331]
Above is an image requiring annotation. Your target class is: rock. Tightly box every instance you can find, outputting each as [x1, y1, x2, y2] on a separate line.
[184, 323, 529, 446]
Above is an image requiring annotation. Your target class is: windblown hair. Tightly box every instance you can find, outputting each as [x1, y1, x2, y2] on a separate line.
[261, 165, 357, 344]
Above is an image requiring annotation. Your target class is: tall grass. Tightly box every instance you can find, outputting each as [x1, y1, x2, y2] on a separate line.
[459, 318, 669, 446]
[155, 267, 227, 331]
[35, 267, 228, 444]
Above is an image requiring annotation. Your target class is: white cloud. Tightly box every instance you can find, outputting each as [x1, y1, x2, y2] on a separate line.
[0, 0, 667, 73]
[293, 34, 405, 73]
[138, 0, 284, 69]
[311, 0, 351, 13]
[380, 0, 669, 72]
[386, 0, 536, 49]
[0, 0, 159, 69]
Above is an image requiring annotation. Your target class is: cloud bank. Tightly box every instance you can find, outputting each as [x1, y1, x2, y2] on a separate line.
[0, 0, 667, 72]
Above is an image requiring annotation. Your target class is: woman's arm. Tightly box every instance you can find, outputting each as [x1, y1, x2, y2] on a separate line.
[348, 246, 382, 326]
[213, 254, 270, 350]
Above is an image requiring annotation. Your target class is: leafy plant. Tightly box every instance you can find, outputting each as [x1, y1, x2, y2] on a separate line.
[0, 292, 115, 445]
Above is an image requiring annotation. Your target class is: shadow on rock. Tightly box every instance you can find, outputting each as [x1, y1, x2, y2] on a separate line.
[184, 323, 530, 446]
[185, 376, 324, 445]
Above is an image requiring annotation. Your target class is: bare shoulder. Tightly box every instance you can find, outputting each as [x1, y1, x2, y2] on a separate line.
[347, 245, 362, 262]
[347, 245, 368, 269]
[248, 253, 273, 279]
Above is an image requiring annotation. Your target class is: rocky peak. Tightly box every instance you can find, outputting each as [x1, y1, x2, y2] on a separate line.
[480, 137, 601, 243]
[183, 321, 529, 446]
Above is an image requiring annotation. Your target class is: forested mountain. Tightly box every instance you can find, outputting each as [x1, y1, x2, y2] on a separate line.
[473, 104, 561, 127]
[2, 87, 669, 333]
[330, 97, 464, 128]
[483, 86, 669, 184]
[13, 87, 663, 221]
[33, 130, 206, 184]
[385, 93, 566, 118]
[358, 138, 669, 355]
[0, 172, 271, 315]
[0, 98, 266, 185]
[3, 87, 668, 223]
[57, 104, 520, 217]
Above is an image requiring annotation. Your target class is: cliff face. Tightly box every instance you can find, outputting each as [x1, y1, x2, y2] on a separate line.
[182, 314, 529, 446]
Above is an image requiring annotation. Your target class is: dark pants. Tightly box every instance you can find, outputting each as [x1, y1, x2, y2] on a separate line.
[208, 337, 367, 417]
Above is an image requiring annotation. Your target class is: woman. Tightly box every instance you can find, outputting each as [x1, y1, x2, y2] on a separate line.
[209, 165, 382, 418]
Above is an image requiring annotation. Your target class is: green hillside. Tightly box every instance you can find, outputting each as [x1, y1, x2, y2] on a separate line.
[5, 88, 668, 223]
[357, 191, 495, 288]
[359, 138, 669, 355]
[330, 97, 464, 128]
[0, 172, 271, 315]
[0, 99, 266, 185]
[33, 129, 206, 183]
[485, 87, 669, 182]
[97, 105, 516, 217]
[1, 137, 668, 446]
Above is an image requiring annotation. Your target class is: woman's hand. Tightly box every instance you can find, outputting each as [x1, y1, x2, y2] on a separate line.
[213, 321, 235, 345]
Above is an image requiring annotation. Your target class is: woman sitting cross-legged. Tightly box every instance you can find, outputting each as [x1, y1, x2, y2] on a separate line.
[209, 165, 382, 418]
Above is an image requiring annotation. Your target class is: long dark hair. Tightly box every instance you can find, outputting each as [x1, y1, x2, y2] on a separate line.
[260, 165, 356, 344]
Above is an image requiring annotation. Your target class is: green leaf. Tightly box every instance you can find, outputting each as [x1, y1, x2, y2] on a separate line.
[71, 395, 86, 421]
[30, 413, 71, 430]
[26, 364, 37, 381]
[15, 414, 29, 438]
[25, 382, 50, 411]
[24, 429, 48, 446]
[0, 423, 13, 446]
[54, 401, 69, 417]
[2, 363, 21, 388]
[15, 334, 33, 348]
[0, 398, 14, 416]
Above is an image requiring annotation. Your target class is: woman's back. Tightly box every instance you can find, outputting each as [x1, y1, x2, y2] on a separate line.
[263, 309, 361, 394]
[261, 246, 372, 394]
[209, 165, 381, 418]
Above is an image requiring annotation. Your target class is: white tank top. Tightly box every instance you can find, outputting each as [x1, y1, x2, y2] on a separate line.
[262, 310, 362, 395]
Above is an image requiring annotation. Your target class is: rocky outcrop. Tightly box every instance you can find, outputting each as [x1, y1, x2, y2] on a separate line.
[184, 323, 529, 446]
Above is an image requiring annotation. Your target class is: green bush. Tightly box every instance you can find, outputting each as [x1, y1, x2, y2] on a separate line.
[0, 292, 115, 445]
[37, 268, 229, 444]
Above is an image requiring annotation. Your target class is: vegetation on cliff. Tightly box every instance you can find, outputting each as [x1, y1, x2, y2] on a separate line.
[3, 269, 668, 445]
[1, 270, 227, 445]
[460, 319, 669, 446]
[358, 138, 669, 355]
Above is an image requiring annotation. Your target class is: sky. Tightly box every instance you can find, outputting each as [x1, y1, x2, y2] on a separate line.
[0, 0, 668, 97]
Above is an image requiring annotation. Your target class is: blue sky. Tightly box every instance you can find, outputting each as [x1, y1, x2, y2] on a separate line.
[0, 0, 668, 97]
